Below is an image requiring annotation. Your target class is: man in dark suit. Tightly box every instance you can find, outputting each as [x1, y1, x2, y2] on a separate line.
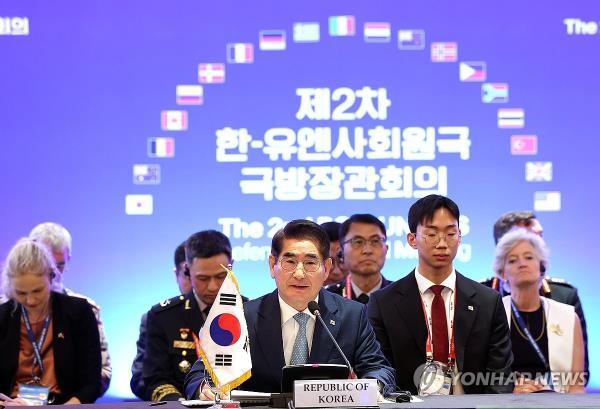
[143, 230, 235, 402]
[326, 214, 392, 304]
[184, 219, 395, 399]
[481, 210, 588, 381]
[368, 195, 513, 395]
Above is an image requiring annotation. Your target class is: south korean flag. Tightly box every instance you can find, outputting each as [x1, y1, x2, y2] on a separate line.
[197, 267, 252, 393]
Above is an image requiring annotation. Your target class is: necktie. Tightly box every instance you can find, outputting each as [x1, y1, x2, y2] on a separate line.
[430, 285, 449, 363]
[356, 293, 370, 304]
[290, 313, 310, 365]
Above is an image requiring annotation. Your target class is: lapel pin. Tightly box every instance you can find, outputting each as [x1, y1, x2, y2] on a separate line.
[58, 332, 65, 339]
[330, 320, 336, 326]
[549, 323, 564, 336]
[468, 305, 474, 311]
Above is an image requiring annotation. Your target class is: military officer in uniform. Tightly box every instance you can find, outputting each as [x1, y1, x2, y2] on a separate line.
[325, 214, 392, 304]
[481, 211, 589, 382]
[130, 242, 191, 400]
[143, 230, 247, 401]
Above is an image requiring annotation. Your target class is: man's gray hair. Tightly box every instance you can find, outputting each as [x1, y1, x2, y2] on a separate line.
[29, 222, 72, 256]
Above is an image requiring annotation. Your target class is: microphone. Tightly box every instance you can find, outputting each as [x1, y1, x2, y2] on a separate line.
[307, 301, 355, 379]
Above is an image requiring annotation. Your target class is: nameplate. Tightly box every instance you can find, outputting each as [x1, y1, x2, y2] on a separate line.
[293, 379, 378, 408]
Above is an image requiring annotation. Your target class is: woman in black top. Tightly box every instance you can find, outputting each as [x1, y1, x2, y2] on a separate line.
[493, 228, 585, 393]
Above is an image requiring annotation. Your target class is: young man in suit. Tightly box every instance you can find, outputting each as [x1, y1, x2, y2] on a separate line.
[368, 195, 514, 395]
[184, 219, 395, 398]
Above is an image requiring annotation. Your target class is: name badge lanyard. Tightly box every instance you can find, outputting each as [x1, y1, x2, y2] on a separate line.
[420, 289, 457, 371]
[344, 275, 353, 300]
[20, 304, 51, 382]
[510, 301, 554, 390]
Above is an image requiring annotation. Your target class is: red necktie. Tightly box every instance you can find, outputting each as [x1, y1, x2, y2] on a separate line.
[430, 285, 449, 363]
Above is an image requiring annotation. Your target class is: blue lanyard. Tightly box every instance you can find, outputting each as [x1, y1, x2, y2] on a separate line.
[20, 304, 51, 376]
[510, 300, 554, 390]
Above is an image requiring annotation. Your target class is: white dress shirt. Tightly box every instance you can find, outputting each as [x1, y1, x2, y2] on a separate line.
[414, 268, 456, 338]
[193, 289, 211, 321]
[279, 294, 317, 365]
[350, 276, 383, 298]
[414, 268, 464, 394]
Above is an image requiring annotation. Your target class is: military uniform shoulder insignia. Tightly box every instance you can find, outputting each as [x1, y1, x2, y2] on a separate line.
[152, 295, 185, 312]
[546, 276, 576, 288]
[479, 277, 495, 285]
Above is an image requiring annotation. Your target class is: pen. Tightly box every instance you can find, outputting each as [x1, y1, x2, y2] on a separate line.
[149, 401, 167, 406]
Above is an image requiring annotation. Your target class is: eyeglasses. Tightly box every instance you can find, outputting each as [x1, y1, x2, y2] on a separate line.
[279, 257, 322, 273]
[342, 236, 386, 249]
[418, 231, 461, 247]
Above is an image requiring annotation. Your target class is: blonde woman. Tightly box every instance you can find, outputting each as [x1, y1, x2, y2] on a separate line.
[493, 229, 585, 393]
[0, 238, 101, 405]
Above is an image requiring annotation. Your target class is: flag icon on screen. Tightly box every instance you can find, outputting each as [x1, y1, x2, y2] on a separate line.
[482, 83, 509, 103]
[329, 16, 355, 36]
[259, 30, 286, 50]
[511, 135, 537, 155]
[176, 85, 203, 105]
[398, 29, 425, 50]
[459, 61, 486, 82]
[498, 108, 525, 128]
[125, 194, 153, 215]
[526, 161, 552, 182]
[226, 43, 254, 63]
[133, 164, 161, 185]
[161, 110, 188, 131]
[198, 63, 225, 83]
[431, 42, 457, 62]
[534, 191, 561, 212]
[364, 22, 391, 43]
[148, 137, 175, 158]
[293, 22, 320, 43]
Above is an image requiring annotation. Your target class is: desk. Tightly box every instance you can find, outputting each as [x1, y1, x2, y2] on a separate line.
[9, 394, 600, 409]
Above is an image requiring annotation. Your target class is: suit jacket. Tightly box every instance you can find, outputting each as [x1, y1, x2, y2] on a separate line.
[0, 292, 102, 404]
[184, 289, 395, 398]
[368, 271, 513, 394]
[325, 275, 393, 303]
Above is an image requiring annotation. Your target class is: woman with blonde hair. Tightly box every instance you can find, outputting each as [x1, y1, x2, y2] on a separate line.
[0, 238, 101, 405]
[493, 228, 585, 393]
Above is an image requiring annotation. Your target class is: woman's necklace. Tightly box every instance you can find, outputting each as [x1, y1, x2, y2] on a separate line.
[512, 309, 545, 341]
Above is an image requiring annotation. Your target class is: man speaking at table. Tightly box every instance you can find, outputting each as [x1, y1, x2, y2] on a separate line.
[184, 219, 395, 398]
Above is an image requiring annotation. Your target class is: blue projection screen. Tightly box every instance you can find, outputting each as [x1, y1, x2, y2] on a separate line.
[1, 0, 599, 397]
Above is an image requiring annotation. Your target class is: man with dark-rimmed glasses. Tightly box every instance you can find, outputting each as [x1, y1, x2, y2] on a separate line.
[368, 195, 514, 395]
[326, 214, 392, 304]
